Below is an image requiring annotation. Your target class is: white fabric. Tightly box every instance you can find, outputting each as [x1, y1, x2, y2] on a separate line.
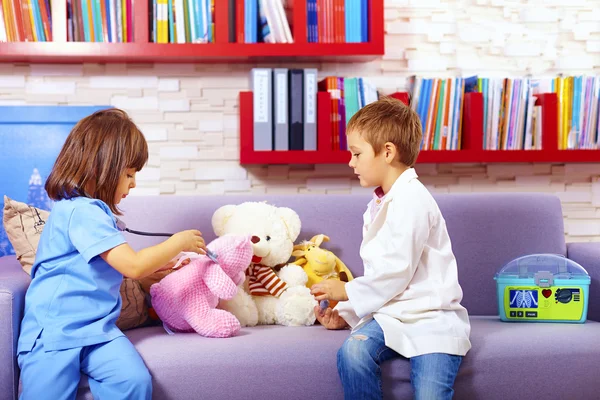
[335, 168, 472, 358]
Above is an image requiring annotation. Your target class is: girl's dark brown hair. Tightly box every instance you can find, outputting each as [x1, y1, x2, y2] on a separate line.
[45, 108, 148, 215]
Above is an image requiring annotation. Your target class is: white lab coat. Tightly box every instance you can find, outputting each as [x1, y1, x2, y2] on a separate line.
[336, 168, 472, 358]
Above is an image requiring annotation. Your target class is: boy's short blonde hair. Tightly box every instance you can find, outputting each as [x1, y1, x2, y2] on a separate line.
[346, 96, 423, 167]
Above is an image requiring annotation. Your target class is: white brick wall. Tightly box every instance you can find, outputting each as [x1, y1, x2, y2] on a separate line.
[3, 0, 600, 241]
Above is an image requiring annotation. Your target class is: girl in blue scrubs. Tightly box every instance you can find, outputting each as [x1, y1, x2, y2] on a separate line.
[17, 108, 207, 400]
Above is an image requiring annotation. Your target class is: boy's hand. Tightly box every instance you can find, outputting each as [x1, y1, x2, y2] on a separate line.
[311, 280, 348, 302]
[314, 306, 349, 330]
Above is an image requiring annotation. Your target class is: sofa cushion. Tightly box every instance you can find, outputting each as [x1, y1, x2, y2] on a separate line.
[80, 325, 350, 400]
[436, 193, 567, 316]
[69, 316, 600, 400]
[383, 316, 600, 400]
[2, 195, 150, 331]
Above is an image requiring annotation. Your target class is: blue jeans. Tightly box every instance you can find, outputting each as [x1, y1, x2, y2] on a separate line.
[337, 319, 462, 400]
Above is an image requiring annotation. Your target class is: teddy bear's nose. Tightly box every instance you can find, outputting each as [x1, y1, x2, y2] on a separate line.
[251, 236, 260, 243]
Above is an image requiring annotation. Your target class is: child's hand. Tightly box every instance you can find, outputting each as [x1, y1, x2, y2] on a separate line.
[174, 230, 206, 254]
[314, 306, 349, 330]
[157, 257, 190, 271]
[311, 280, 348, 302]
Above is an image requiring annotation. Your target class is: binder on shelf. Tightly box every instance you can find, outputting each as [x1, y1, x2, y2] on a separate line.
[239, 90, 341, 164]
[273, 68, 289, 151]
[303, 68, 318, 150]
[250, 68, 273, 151]
[288, 69, 304, 150]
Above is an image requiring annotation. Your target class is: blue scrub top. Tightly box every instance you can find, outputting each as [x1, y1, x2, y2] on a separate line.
[17, 197, 127, 353]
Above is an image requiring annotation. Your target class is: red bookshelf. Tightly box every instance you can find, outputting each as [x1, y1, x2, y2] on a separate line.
[239, 91, 600, 165]
[0, 0, 384, 63]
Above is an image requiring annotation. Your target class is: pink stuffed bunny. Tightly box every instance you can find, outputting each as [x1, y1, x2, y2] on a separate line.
[150, 234, 253, 338]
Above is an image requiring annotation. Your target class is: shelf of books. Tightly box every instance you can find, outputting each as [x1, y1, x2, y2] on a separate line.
[239, 68, 412, 165]
[239, 72, 600, 165]
[0, 0, 384, 63]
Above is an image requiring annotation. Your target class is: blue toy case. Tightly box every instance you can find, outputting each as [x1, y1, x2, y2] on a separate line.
[494, 253, 591, 323]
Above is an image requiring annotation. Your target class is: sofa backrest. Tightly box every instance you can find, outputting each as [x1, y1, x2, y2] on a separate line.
[119, 192, 566, 316]
[435, 193, 566, 315]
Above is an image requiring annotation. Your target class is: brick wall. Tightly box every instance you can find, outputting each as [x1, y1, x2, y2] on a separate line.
[1, 0, 599, 241]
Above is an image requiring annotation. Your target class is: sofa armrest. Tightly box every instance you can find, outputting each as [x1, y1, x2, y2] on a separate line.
[567, 242, 600, 322]
[0, 256, 30, 400]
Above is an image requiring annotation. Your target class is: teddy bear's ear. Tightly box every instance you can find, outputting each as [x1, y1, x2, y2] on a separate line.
[212, 205, 236, 236]
[277, 207, 301, 242]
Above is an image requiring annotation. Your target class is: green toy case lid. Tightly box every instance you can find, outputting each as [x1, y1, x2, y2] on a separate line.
[494, 253, 590, 287]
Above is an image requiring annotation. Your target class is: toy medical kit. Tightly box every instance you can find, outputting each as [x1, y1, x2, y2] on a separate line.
[115, 217, 218, 263]
[494, 253, 590, 323]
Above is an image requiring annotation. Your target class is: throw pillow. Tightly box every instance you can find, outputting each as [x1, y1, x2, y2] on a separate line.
[2, 195, 49, 275]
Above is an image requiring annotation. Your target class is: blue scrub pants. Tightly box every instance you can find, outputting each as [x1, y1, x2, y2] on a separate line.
[18, 335, 152, 400]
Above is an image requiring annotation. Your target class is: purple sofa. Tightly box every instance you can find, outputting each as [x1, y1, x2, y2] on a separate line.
[1, 193, 599, 399]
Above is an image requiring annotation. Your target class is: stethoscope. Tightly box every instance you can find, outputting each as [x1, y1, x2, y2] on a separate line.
[115, 217, 218, 263]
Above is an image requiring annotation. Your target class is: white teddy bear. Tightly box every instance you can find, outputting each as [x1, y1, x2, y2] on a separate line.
[211, 201, 317, 327]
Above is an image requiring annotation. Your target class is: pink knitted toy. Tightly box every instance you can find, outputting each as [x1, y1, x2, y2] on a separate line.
[149, 234, 254, 338]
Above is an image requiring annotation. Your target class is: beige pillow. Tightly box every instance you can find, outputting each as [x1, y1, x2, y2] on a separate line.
[2, 195, 149, 331]
[2, 195, 49, 275]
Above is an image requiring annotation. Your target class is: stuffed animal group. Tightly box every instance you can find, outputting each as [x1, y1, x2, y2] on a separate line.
[212, 201, 317, 327]
[149, 201, 353, 338]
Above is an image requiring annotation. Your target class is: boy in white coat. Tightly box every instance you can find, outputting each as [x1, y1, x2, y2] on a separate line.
[311, 97, 471, 400]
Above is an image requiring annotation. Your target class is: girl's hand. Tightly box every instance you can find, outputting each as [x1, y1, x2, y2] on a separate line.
[314, 306, 349, 330]
[173, 230, 206, 254]
[157, 257, 191, 271]
[311, 280, 348, 302]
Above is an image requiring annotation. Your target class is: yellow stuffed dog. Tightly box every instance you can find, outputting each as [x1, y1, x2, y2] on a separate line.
[291, 234, 354, 308]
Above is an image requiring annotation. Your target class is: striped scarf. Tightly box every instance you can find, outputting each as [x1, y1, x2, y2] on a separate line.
[246, 264, 288, 297]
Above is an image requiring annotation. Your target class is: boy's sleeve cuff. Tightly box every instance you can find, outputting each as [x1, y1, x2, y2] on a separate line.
[344, 280, 369, 319]
[334, 297, 362, 328]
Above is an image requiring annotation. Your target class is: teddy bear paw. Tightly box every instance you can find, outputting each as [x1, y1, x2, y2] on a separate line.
[276, 286, 318, 326]
[277, 264, 309, 287]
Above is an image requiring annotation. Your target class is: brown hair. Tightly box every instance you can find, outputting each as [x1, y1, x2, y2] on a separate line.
[346, 96, 422, 167]
[45, 108, 148, 215]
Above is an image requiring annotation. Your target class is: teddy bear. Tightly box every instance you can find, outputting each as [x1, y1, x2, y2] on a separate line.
[149, 234, 254, 338]
[212, 201, 317, 327]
